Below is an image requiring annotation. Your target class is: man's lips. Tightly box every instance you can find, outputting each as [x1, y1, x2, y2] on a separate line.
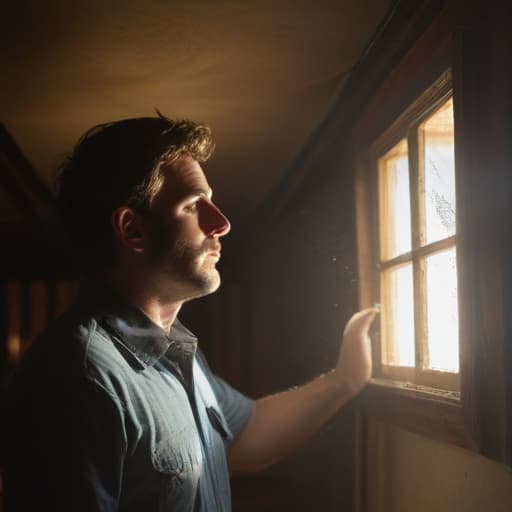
[207, 244, 221, 258]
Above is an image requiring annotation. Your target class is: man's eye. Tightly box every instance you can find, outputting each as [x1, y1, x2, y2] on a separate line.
[184, 201, 198, 212]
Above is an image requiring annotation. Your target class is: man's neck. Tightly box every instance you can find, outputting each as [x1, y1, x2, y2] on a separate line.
[103, 269, 183, 334]
[140, 298, 182, 334]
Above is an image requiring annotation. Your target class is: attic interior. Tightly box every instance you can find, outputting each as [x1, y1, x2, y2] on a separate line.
[1, 1, 512, 511]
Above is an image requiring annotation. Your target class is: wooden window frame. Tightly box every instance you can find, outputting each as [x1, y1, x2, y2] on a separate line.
[355, 69, 478, 451]
[339, 0, 510, 474]
[370, 72, 460, 393]
[347, 5, 504, 454]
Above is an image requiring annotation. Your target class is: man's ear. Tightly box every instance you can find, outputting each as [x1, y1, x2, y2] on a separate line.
[111, 207, 147, 254]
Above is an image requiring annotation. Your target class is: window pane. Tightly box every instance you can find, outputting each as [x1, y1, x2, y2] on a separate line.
[421, 98, 456, 244]
[378, 139, 411, 260]
[425, 248, 459, 372]
[381, 264, 415, 367]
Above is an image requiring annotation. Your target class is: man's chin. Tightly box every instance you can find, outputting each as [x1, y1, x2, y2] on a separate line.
[202, 272, 221, 295]
[188, 269, 221, 298]
[157, 261, 222, 301]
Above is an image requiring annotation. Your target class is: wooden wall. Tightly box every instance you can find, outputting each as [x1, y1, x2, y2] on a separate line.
[1, 280, 77, 386]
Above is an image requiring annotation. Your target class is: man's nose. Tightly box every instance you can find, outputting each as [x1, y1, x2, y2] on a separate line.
[199, 200, 231, 237]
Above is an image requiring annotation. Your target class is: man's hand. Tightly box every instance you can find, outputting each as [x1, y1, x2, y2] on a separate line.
[331, 307, 379, 396]
[227, 307, 379, 473]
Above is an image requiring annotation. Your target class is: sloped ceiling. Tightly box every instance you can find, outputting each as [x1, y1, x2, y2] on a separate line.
[1, 0, 393, 227]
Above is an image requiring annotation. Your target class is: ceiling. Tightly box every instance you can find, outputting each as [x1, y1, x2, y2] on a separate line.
[1, 0, 393, 227]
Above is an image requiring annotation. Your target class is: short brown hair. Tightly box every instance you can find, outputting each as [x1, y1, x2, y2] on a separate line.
[56, 113, 215, 272]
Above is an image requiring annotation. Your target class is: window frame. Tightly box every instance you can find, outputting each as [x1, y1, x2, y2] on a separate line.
[345, 0, 511, 473]
[353, 48, 482, 452]
[369, 72, 460, 393]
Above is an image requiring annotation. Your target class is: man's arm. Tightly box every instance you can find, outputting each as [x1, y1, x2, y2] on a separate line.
[227, 308, 377, 472]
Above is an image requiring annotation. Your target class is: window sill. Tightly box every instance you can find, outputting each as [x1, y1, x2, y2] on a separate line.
[357, 378, 478, 451]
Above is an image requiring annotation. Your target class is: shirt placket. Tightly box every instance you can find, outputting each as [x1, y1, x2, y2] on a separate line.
[169, 341, 224, 512]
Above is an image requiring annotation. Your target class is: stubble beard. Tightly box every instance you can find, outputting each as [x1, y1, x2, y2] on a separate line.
[148, 227, 221, 303]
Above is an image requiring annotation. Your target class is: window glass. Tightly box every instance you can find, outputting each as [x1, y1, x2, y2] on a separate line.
[425, 247, 459, 372]
[378, 139, 411, 260]
[421, 98, 456, 245]
[375, 94, 459, 386]
[381, 263, 415, 367]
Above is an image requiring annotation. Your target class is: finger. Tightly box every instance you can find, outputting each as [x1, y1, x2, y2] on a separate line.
[344, 308, 379, 335]
[362, 307, 379, 326]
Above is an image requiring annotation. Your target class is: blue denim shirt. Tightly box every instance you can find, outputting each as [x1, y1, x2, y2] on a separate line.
[2, 284, 253, 511]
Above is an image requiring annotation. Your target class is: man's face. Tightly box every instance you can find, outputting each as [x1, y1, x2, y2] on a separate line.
[144, 155, 231, 301]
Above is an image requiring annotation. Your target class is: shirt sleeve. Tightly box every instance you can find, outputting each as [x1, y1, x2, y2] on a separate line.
[196, 350, 254, 439]
[208, 373, 254, 438]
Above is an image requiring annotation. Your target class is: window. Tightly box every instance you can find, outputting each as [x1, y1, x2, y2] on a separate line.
[376, 96, 459, 392]
[353, 71, 480, 449]
[351, 6, 511, 467]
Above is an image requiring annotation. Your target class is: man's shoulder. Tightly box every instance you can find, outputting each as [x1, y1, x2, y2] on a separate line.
[9, 306, 131, 389]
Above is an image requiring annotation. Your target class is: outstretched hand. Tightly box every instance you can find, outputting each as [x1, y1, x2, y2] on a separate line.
[332, 307, 379, 396]
[227, 306, 379, 473]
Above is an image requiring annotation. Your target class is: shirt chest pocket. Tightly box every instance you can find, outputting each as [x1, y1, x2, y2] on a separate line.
[151, 427, 202, 510]
[205, 405, 232, 443]
[194, 361, 233, 444]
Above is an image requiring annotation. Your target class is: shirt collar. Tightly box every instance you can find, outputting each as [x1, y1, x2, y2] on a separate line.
[78, 280, 198, 369]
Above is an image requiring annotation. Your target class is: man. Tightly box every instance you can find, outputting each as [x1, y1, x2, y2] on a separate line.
[1, 115, 377, 511]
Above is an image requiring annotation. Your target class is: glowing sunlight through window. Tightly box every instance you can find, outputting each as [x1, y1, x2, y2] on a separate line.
[377, 96, 459, 384]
